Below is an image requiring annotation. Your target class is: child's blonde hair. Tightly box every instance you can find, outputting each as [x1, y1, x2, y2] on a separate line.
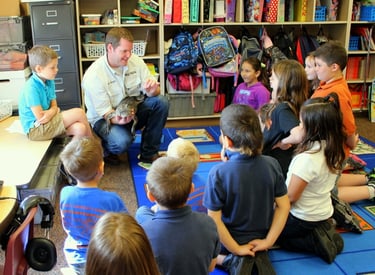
[167, 138, 200, 171]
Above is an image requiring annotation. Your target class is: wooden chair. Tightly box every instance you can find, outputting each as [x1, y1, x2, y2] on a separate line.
[1, 207, 38, 275]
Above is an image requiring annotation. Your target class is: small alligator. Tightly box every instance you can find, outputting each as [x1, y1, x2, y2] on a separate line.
[105, 96, 144, 139]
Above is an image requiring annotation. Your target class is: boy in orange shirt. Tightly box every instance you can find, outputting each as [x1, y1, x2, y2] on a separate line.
[312, 41, 358, 155]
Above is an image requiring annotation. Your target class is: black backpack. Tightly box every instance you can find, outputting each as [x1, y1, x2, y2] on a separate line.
[273, 27, 296, 59]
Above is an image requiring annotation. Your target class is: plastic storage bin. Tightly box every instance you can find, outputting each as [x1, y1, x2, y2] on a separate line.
[83, 43, 105, 58]
[360, 5, 375, 21]
[0, 99, 12, 121]
[349, 36, 360, 51]
[315, 6, 327, 21]
[167, 93, 216, 117]
[132, 40, 147, 56]
[0, 16, 31, 43]
[81, 14, 101, 25]
[84, 41, 147, 57]
[0, 67, 32, 109]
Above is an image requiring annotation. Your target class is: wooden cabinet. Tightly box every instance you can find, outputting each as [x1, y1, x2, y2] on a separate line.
[75, 0, 163, 96]
[28, 0, 81, 110]
[347, 3, 375, 112]
[74, 0, 373, 118]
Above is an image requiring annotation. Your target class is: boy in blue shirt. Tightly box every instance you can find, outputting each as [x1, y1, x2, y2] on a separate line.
[59, 136, 127, 274]
[18, 45, 92, 141]
[203, 104, 290, 274]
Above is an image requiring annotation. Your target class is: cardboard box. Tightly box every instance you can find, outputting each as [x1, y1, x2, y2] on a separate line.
[0, 67, 31, 109]
[0, 0, 29, 16]
[167, 93, 216, 117]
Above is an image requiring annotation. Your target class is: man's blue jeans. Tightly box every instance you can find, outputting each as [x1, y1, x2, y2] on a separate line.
[93, 95, 169, 158]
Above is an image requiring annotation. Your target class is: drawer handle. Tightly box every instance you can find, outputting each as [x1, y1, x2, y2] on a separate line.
[55, 78, 63, 85]
[49, 45, 61, 52]
[45, 22, 58, 26]
[55, 89, 65, 93]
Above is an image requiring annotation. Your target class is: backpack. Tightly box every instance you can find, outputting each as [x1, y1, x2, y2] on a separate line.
[198, 26, 236, 68]
[240, 34, 263, 62]
[165, 30, 199, 74]
[272, 28, 296, 59]
[295, 27, 320, 66]
[207, 35, 240, 92]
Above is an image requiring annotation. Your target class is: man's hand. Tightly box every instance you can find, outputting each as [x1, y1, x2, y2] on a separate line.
[143, 78, 159, 96]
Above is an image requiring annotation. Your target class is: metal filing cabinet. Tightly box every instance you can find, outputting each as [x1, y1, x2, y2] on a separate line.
[28, 0, 81, 109]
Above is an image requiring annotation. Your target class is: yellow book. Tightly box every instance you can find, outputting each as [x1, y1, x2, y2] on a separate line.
[181, 0, 190, 23]
[294, 0, 307, 21]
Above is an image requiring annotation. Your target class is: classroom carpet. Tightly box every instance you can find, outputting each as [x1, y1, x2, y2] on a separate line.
[128, 127, 375, 275]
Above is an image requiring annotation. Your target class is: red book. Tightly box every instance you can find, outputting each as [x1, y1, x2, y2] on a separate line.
[172, 0, 182, 23]
[263, 0, 279, 23]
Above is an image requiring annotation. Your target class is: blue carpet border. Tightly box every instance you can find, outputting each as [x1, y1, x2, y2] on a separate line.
[128, 129, 375, 275]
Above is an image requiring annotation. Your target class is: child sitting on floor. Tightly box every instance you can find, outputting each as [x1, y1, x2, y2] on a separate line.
[135, 156, 220, 275]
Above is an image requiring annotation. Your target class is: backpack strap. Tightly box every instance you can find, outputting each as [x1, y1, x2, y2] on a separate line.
[188, 74, 195, 108]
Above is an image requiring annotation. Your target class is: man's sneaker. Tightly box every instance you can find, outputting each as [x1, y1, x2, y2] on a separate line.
[331, 192, 362, 234]
[104, 154, 121, 165]
[311, 222, 339, 264]
[138, 153, 165, 164]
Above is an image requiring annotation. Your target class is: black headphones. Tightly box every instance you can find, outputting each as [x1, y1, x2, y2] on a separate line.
[18, 195, 55, 229]
[2, 195, 57, 272]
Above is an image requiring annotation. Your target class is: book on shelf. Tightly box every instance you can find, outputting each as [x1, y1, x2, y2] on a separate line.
[164, 0, 173, 23]
[214, 0, 225, 21]
[226, 0, 236, 22]
[181, 0, 189, 23]
[285, 0, 294, 21]
[172, 0, 182, 23]
[277, 0, 285, 22]
[263, 0, 279, 23]
[320, 0, 339, 21]
[346, 56, 361, 80]
[354, 26, 375, 51]
[203, 0, 214, 22]
[190, 0, 199, 22]
[244, 0, 264, 22]
[294, 0, 307, 21]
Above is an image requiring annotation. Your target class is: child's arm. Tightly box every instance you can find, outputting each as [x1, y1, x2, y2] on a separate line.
[249, 194, 290, 252]
[207, 209, 255, 257]
[287, 174, 308, 203]
[31, 99, 59, 124]
[346, 132, 359, 150]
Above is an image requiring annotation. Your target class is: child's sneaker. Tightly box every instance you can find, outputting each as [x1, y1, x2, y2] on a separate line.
[345, 154, 366, 170]
[312, 222, 340, 263]
[366, 168, 375, 183]
[222, 254, 255, 275]
[331, 192, 363, 234]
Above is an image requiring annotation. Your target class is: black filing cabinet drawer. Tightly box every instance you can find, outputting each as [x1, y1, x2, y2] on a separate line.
[55, 73, 80, 108]
[34, 39, 77, 72]
[30, 2, 74, 39]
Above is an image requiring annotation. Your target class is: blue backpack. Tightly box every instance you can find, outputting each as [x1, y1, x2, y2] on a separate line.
[165, 30, 199, 74]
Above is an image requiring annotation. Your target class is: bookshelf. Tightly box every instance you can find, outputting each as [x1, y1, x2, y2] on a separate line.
[74, 0, 374, 118]
[74, 0, 164, 105]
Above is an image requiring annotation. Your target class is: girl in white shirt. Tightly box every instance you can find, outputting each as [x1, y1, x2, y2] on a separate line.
[277, 92, 345, 264]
